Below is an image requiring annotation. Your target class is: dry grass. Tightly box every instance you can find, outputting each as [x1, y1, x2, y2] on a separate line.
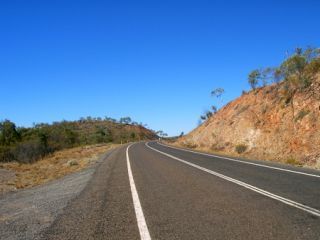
[0, 143, 118, 191]
[286, 158, 302, 166]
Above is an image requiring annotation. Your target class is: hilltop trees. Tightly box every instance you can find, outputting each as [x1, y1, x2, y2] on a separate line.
[211, 88, 225, 98]
[211, 87, 224, 114]
[199, 87, 225, 123]
[248, 70, 260, 90]
[119, 117, 132, 124]
[200, 111, 213, 121]
[156, 130, 168, 138]
[245, 46, 320, 127]
[0, 117, 155, 163]
[247, 47, 320, 90]
[0, 120, 20, 146]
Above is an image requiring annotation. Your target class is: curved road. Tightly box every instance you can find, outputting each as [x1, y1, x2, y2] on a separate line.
[36, 142, 320, 239]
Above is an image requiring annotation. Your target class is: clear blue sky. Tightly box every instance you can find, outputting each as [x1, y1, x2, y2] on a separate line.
[1, 0, 319, 136]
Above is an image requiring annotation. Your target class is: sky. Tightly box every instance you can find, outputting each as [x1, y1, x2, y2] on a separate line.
[1, 0, 320, 136]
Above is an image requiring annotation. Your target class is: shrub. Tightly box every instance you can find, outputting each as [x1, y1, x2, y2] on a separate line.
[295, 109, 310, 122]
[130, 132, 136, 139]
[248, 70, 260, 90]
[13, 141, 48, 163]
[0, 146, 14, 162]
[286, 158, 302, 166]
[235, 144, 247, 154]
[68, 160, 79, 166]
[183, 142, 198, 149]
[247, 47, 320, 95]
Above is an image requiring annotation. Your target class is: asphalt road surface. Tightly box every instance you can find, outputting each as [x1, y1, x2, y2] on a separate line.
[10, 142, 320, 239]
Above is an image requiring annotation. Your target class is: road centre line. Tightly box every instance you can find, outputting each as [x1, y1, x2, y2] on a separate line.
[146, 142, 320, 217]
[157, 142, 320, 178]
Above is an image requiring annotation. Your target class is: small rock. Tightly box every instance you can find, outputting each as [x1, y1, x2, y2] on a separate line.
[67, 160, 79, 166]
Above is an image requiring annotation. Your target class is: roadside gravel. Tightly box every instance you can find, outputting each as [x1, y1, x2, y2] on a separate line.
[0, 150, 114, 240]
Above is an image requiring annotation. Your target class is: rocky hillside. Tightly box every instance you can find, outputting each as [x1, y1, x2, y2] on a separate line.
[177, 75, 320, 168]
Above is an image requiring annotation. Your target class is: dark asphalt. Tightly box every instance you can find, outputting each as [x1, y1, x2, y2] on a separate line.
[39, 141, 320, 239]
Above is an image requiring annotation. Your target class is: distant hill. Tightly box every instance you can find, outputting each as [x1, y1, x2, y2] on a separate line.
[0, 118, 157, 163]
[177, 48, 320, 168]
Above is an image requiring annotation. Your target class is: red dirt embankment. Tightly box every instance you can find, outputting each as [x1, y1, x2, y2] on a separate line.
[177, 76, 320, 169]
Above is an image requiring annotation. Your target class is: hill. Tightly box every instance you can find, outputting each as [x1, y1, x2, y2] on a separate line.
[0, 117, 157, 163]
[176, 48, 320, 168]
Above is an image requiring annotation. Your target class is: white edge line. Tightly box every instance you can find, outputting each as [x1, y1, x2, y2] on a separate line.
[146, 142, 320, 217]
[127, 144, 152, 240]
[157, 142, 320, 178]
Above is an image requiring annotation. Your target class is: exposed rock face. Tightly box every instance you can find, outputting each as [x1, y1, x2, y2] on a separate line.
[178, 76, 320, 168]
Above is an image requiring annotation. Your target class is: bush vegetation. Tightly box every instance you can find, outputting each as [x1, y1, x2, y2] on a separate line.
[286, 158, 302, 166]
[247, 47, 320, 94]
[235, 144, 247, 154]
[199, 88, 225, 123]
[0, 117, 156, 163]
[294, 109, 310, 122]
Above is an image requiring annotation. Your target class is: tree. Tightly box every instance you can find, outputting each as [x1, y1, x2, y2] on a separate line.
[130, 132, 136, 139]
[273, 68, 284, 83]
[119, 117, 132, 124]
[211, 88, 225, 98]
[211, 105, 217, 114]
[210, 87, 224, 115]
[200, 115, 207, 121]
[0, 120, 20, 146]
[156, 130, 164, 136]
[156, 130, 168, 138]
[86, 116, 93, 122]
[206, 111, 213, 119]
[79, 117, 86, 123]
[64, 128, 78, 146]
[248, 70, 260, 89]
[261, 67, 274, 86]
[200, 110, 213, 122]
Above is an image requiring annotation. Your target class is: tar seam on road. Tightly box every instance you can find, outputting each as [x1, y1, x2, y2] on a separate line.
[157, 142, 320, 178]
[146, 142, 320, 217]
[126, 144, 152, 240]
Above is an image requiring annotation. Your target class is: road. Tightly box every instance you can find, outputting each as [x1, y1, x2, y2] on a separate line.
[12, 142, 320, 239]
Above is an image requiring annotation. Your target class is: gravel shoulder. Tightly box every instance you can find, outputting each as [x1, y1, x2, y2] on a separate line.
[0, 148, 116, 240]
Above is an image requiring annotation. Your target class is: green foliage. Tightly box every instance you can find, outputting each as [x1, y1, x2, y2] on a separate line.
[248, 47, 320, 92]
[119, 117, 132, 124]
[0, 120, 21, 146]
[286, 158, 302, 166]
[0, 117, 155, 163]
[200, 110, 213, 122]
[235, 144, 247, 154]
[211, 105, 217, 114]
[156, 130, 168, 138]
[130, 132, 136, 139]
[211, 88, 225, 98]
[183, 141, 198, 149]
[248, 70, 260, 89]
[294, 109, 310, 122]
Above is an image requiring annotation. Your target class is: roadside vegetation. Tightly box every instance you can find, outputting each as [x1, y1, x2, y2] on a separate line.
[199, 87, 225, 124]
[198, 47, 320, 124]
[0, 143, 117, 191]
[247, 47, 320, 93]
[0, 117, 157, 164]
[177, 46, 320, 168]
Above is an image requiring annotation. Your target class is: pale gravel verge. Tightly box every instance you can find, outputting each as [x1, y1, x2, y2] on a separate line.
[0, 150, 113, 240]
